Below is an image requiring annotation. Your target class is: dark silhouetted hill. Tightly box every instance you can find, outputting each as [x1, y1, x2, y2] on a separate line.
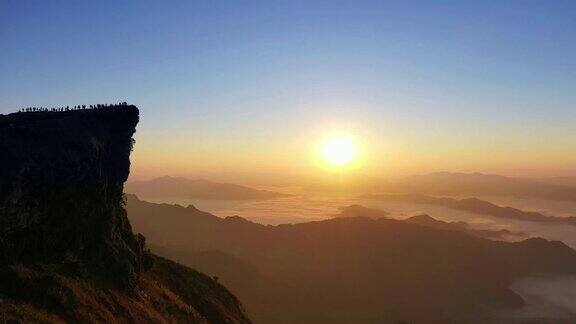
[126, 194, 576, 323]
[405, 214, 525, 240]
[0, 107, 250, 323]
[333, 204, 390, 219]
[126, 176, 290, 200]
[364, 193, 576, 225]
[335, 204, 524, 240]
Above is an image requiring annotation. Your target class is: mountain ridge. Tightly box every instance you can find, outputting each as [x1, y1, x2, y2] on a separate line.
[306, 172, 576, 202]
[364, 193, 576, 225]
[126, 176, 290, 200]
[126, 194, 576, 323]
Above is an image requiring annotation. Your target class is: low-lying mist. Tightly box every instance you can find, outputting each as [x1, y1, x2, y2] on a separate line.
[138, 188, 576, 322]
[506, 275, 576, 320]
[143, 192, 576, 247]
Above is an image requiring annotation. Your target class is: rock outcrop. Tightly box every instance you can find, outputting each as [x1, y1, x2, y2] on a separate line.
[0, 106, 145, 289]
[0, 106, 251, 323]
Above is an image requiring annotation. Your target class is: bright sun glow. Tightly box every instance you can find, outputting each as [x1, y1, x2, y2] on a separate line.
[321, 135, 358, 167]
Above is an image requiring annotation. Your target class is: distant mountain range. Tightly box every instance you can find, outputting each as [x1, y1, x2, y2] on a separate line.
[125, 176, 290, 200]
[126, 194, 576, 323]
[381, 172, 576, 201]
[538, 176, 576, 189]
[364, 193, 576, 226]
[335, 204, 525, 240]
[307, 172, 576, 202]
[332, 204, 390, 219]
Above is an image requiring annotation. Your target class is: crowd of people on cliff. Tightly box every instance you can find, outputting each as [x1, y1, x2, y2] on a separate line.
[17, 102, 130, 113]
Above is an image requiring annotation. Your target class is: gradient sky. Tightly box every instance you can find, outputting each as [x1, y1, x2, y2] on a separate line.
[1, 1, 575, 180]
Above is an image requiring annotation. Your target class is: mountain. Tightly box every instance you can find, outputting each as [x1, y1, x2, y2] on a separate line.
[364, 193, 576, 225]
[0, 106, 250, 323]
[150, 248, 302, 324]
[336, 205, 524, 239]
[538, 176, 576, 189]
[126, 194, 576, 323]
[333, 204, 390, 219]
[304, 172, 576, 202]
[405, 214, 525, 240]
[380, 172, 576, 202]
[125, 176, 290, 200]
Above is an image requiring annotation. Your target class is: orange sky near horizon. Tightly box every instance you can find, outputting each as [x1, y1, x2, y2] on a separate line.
[128, 115, 576, 182]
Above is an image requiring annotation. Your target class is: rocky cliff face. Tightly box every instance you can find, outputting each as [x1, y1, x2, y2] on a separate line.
[0, 106, 251, 323]
[0, 106, 145, 289]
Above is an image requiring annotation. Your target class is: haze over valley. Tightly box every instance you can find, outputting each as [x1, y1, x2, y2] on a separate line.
[2, 1, 576, 323]
[123, 171, 576, 322]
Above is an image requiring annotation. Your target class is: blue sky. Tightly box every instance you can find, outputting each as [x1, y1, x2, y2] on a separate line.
[1, 1, 575, 178]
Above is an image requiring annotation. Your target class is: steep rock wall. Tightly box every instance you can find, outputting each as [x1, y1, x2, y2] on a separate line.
[0, 106, 145, 288]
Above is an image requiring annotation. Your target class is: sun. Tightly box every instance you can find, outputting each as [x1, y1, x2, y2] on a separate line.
[321, 135, 358, 167]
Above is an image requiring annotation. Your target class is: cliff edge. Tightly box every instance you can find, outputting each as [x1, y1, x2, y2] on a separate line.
[0, 106, 144, 289]
[0, 106, 251, 323]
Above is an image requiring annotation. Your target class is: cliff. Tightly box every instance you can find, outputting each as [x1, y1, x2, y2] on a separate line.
[0, 107, 251, 323]
[0, 106, 144, 289]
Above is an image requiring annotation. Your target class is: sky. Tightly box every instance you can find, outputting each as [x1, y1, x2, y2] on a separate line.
[1, 1, 575, 181]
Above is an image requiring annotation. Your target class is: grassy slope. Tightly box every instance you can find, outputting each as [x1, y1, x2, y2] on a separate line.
[0, 255, 250, 324]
